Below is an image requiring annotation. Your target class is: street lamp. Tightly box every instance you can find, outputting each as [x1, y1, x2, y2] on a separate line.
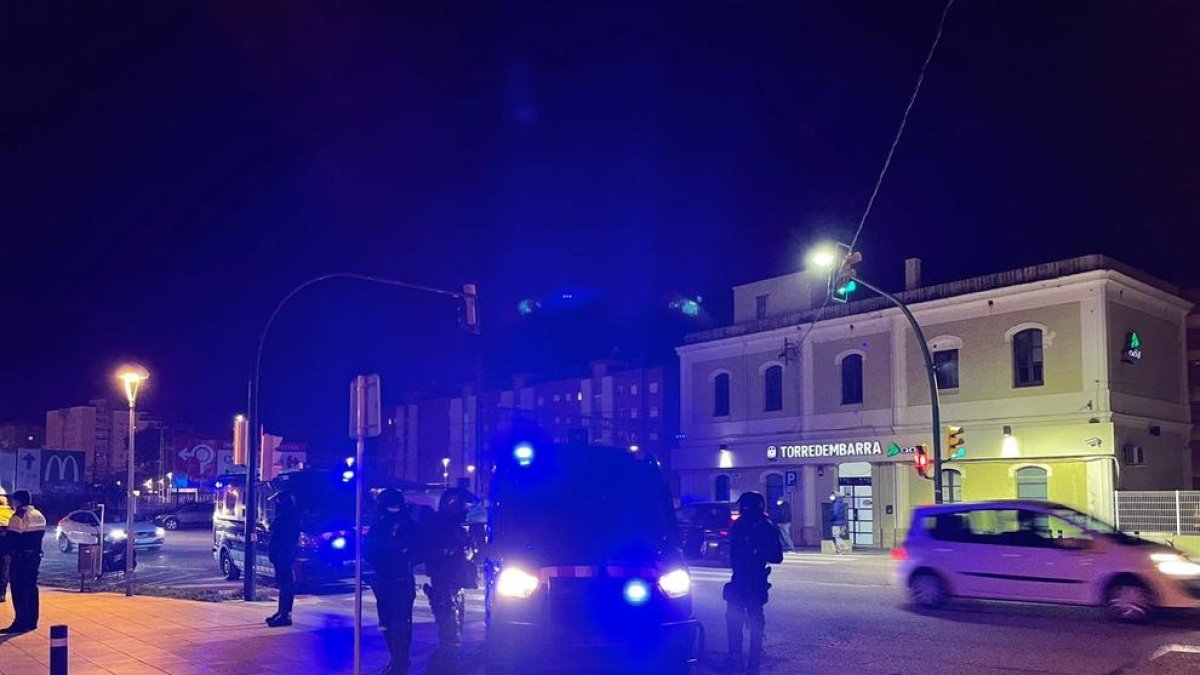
[808, 245, 947, 503]
[442, 457, 451, 486]
[115, 363, 148, 597]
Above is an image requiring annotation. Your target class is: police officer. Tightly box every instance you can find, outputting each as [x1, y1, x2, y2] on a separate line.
[3, 490, 47, 634]
[0, 494, 13, 604]
[367, 489, 417, 675]
[266, 489, 301, 628]
[722, 491, 783, 674]
[422, 488, 477, 648]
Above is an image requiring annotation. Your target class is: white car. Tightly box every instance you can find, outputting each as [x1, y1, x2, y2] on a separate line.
[56, 509, 165, 552]
[894, 500, 1200, 622]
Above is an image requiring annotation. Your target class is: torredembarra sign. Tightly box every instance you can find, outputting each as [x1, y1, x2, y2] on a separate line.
[766, 440, 922, 461]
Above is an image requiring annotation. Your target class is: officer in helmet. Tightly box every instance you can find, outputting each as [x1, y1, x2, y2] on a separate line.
[367, 489, 417, 675]
[421, 487, 478, 650]
[722, 491, 784, 674]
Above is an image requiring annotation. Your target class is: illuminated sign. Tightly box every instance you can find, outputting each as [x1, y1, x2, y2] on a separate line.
[767, 440, 923, 462]
[1122, 331, 1142, 364]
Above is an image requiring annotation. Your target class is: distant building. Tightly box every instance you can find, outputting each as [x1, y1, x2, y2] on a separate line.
[378, 361, 677, 495]
[674, 255, 1193, 550]
[45, 398, 156, 482]
[0, 423, 44, 450]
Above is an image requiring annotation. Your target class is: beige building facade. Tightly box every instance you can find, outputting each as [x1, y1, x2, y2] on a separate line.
[674, 256, 1192, 549]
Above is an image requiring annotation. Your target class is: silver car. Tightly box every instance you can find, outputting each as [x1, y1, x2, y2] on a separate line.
[56, 509, 165, 552]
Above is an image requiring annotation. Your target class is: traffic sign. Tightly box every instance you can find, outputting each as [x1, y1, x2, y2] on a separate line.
[349, 374, 382, 439]
[784, 470, 798, 487]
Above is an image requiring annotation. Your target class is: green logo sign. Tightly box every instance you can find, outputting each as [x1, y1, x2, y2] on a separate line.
[1123, 331, 1142, 364]
[886, 443, 902, 457]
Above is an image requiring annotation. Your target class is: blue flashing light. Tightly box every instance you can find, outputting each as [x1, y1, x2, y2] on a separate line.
[214, 481, 224, 489]
[513, 443, 535, 467]
[341, 469, 355, 482]
[517, 299, 537, 316]
[331, 536, 347, 550]
[623, 579, 650, 606]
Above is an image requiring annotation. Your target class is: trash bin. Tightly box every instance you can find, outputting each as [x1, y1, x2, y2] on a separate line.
[78, 543, 102, 579]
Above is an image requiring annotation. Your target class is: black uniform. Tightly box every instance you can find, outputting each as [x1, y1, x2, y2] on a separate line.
[367, 503, 417, 675]
[724, 496, 783, 673]
[4, 494, 47, 634]
[267, 493, 302, 622]
[422, 504, 477, 646]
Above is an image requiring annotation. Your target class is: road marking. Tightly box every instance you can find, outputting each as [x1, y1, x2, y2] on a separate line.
[1149, 644, 1200, 660]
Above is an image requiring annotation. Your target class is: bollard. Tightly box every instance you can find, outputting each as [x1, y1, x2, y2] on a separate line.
[50, 624, 68, 675]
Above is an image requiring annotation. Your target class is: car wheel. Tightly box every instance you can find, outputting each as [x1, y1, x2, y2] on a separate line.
[58, 535, 73, 553]
[163, 517, 179, 531]
[908, 571, 949, 609]
[220, 549, 241, 581]
[1105, 579, 1153, 623]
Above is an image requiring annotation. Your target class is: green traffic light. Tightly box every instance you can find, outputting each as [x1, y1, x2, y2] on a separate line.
[836, 279, 857, 297]
[952, 448, 966, 459]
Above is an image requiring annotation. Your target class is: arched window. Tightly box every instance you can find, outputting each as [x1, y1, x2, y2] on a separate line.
[941, 469, 963, 503]
[714, 475, 731, 502]
[841, 354, 864, 405]
[713, 373, 731, 417]
[1012, 328, 1045, 388]
[764, 474, 785, 515]
[763, 365, 783, 412]
[1015, 466, 1048, 500]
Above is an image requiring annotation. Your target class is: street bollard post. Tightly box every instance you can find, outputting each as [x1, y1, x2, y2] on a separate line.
[50, 624, 69, 675]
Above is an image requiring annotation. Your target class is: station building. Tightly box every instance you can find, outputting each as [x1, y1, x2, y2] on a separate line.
[672, 255, 1193, 549]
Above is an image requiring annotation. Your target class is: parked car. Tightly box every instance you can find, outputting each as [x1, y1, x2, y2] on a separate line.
[154, 501, 214, 530]
[895, 500, 1200, 622]
[675, 502, 738, 565]
[57, 509, 165, 552]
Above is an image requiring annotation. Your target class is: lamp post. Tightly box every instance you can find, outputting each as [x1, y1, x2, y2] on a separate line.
[809, 246, 946, 503]
[116, 363, 149, 597]
[245, 273, 480, 604]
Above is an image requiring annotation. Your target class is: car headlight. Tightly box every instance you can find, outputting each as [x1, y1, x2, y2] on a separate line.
[1152, 553, 1200, 577]
[658, 568, 691, 598]
[109, 528, 127, 541]
[155, 527, 166, 537]
[496, 566, 540, 599]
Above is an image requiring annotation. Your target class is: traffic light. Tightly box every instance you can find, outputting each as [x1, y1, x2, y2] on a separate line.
[946, 425, 966, 460]
[461, 282, 480, 334]
[914, 444, 931, 479]
[827, 244, 861, 304]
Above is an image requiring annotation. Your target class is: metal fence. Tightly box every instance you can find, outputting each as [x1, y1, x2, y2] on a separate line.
[1115, 491, 1200, 536]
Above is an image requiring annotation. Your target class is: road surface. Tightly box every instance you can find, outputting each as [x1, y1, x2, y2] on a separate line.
[39, 533, 1200, 673]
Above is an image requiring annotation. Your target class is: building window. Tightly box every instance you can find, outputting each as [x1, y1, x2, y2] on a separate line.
[1015, 466, 1048, 500]
[756, 294, 769, 320]
[841, 354, 864, 405]
[1123, 445, 1145, 466]
[942, 469, 963, 503]
[649, 406, 659, 418]
[715, 475, 732, 502]
[713, 373, 731, 417]
[649, 382, 658, 394]
[631, 408, 639, 419]
[553, 394, 561, 402]
[1012, 328, 1045, 388]
[934, 349, 959, 390]
[631, 384, 639, 396]
[649, 431, 659, 441]
[763, 365, 783, 412]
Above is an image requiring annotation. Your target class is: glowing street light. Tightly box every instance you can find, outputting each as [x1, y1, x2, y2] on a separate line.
[442, 457, 451, 486]
[115, 363, 149, 597]
[808, 247, 837, 270]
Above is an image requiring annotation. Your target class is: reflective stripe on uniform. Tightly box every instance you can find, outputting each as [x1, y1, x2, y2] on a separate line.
[9, 507, 47, 534]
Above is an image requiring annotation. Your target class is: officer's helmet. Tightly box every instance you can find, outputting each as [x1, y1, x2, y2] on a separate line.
[736, 491, 767, 518]
[376, 488, 405, 513]
[438, 488, 475, 522]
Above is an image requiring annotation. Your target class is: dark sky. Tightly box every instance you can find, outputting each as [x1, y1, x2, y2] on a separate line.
[5, 1, 1198, 453]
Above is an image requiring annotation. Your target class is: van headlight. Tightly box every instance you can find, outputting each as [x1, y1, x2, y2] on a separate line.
[496, 567, 540, 599]
[109, 529, 127, 541]
[1152, 553, 1200, 577]
[155, 527, 166, 537]
[658, 568, 691, 598]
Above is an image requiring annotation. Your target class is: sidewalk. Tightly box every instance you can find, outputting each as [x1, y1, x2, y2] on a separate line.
[0, 588, 459, 675]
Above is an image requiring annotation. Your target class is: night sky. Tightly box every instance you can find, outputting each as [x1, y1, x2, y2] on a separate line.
[5, 1, 1198, 453]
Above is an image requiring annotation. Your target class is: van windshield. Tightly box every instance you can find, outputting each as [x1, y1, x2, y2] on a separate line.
[493, 453, 678, 565]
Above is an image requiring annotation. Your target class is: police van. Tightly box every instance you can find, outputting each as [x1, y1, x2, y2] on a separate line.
[212, 468, 359, 585]
[484, 440, 701, 674]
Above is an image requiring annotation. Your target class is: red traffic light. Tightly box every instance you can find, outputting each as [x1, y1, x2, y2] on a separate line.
[913, 445, 931, 479]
